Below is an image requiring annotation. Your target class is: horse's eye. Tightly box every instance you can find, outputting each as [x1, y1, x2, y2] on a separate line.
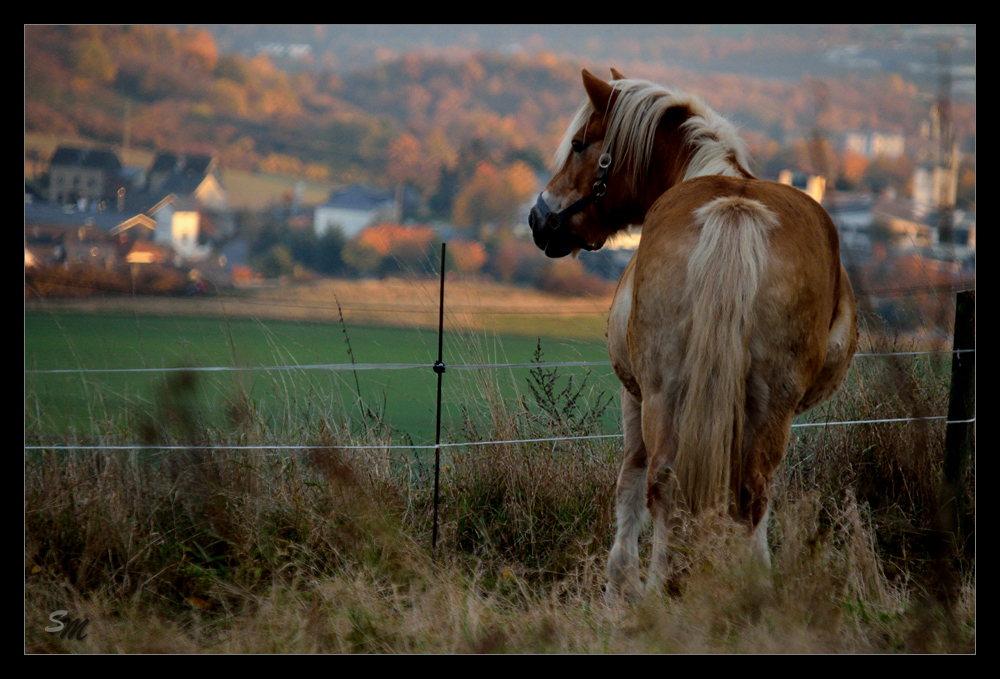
[572, 139, 589, 153]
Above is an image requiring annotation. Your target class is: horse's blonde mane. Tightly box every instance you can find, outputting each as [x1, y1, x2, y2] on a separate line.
[553, 78, 752, 191]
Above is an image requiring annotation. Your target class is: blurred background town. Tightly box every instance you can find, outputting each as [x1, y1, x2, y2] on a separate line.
[24, 25, 975, 335]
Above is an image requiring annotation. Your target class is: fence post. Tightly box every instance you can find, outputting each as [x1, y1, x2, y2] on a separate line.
[941, 289, 975, 554]
[432, 242, 447, 555]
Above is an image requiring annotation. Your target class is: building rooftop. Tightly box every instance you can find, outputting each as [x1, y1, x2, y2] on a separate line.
[320, 184, 395, 211]
[149, 152, 215, 176]
[50, 146, 122, 171]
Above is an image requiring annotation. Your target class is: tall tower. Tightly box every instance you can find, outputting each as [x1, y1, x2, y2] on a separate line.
[934, 42, 959, 245]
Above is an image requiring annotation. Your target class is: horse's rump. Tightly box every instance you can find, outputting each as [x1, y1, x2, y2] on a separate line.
[630, 177, 841, 517]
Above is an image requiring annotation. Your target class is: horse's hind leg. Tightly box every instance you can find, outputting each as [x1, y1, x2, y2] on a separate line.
[606, 388, 648, 602]
[740, 415, 793, 568]
[751, 502, 772, 567]
[641, 391, 678, 596]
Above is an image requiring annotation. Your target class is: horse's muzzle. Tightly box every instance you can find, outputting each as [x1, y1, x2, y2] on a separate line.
[529, 194, 588, 258]
[530, 209, 571, 258]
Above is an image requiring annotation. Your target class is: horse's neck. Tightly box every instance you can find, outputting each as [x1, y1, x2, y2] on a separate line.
[642, 133, 693, 204]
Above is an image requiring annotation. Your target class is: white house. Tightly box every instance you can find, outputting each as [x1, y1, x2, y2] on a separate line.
[844, 130, 905, 159]
[148, 195, 212, 262]
[313, 184, 396, 239]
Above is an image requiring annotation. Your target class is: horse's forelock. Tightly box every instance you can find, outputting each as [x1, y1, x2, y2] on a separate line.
[552, 102, 595, 170]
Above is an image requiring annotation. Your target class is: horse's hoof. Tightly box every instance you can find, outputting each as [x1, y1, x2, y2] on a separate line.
[603, 582, 618, 604]
[604, 581, 642, 605]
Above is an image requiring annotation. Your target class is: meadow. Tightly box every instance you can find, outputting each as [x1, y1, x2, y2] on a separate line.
[25, 310, 618, 443]
[24, 289, 974, 653]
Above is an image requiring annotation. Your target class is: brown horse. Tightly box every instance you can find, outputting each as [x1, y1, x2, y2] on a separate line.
[529, 70, 858, 599]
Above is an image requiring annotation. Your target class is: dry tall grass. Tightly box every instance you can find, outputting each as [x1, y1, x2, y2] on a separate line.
[24, 316, 974, 653]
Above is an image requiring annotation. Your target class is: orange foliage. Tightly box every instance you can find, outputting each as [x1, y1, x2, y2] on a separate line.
[424, 128, 457, 172]
[453, 160, 536, 229]
[181, 26, 219, 72]
[453, 161, 503, 228]
[841, 150, 870, 185]
[503, 161, 538, 204]
[344, 223, 439, 275]
[356, 223, 436, 258]
[538, 258, 613, 297]
[304, 163, 331, 182]
[862, 249, 967, 330]
[24, 26, 975, 206]
[388, 133, 438, 196]
[863, 248, 957, 294]
[491, 240, 545, 284]
[259, 153, 305, 176]
[893, 252, 959, 289]
[447, 239, 488, 274]
[388, 133, 422, 183]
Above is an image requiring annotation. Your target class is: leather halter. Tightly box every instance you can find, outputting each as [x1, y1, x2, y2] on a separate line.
[532, 152, 612, 252]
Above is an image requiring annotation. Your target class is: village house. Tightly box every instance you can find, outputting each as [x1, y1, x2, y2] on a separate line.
[24, 203, 130, 267]
[27, 148, 234, 279]
[776, 167, 974, 271]
[47, 146, 128, 208]
[145, 194, 212, 262]
[126, 151, 233, 252]
[844, 130, 906, 159]
[145, 152, 218, 193]
[313, 184, 397, 239]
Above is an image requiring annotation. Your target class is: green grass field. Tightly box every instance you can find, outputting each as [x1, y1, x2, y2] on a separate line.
[25, 311, 620, 444]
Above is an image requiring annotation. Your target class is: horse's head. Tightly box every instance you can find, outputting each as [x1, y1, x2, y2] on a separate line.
[529, 69, 632, 258]
[530, 69, 750, 258]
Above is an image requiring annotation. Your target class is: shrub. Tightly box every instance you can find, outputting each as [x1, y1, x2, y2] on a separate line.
[344, 223, 437, 276]
[537, 258, 614, 297]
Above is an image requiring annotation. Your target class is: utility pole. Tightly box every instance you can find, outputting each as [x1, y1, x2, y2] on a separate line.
[123, 101, 132, 165]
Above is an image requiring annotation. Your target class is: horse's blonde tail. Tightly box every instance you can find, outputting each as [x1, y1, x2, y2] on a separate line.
[673, 196, 777, 516]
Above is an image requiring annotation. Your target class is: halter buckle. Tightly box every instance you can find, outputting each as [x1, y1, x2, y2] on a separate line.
[593, 153, 612, 197]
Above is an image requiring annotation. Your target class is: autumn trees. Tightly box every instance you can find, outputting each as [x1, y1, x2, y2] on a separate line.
[26, 26, 576, 218]
[25, 25, 975, 302]
[28, 25, 975, 219]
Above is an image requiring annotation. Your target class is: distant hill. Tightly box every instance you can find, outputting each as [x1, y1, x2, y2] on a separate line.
[25, 25, 975, 212]
[199, 24, 976, 91]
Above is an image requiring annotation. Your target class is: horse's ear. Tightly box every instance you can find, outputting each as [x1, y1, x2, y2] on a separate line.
[582, 69, 613, 112]
[610, 67, 627, 80]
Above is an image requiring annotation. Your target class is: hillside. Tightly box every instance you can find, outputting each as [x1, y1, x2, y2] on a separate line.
[25, 24, 976, 215]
